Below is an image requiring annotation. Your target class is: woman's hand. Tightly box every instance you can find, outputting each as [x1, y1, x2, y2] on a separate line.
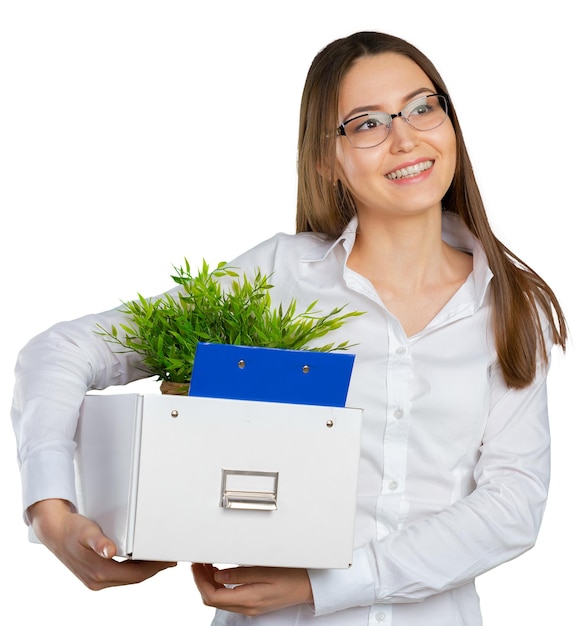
[29, 499, 176, 590]
[192, 563, 313, 616]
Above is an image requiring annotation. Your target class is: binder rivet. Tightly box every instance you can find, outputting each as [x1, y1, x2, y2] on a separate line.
[326, 419, 334, 428]
[171, 410, 179, 418]
[302, 365, 310, 374]
[238, 360, 246, 369]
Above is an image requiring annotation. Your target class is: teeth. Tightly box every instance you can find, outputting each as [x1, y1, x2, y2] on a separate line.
[387, 160, 433, 180]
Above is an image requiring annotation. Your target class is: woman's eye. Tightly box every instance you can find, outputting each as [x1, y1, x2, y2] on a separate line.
[410, 103, 432, 116]
[355, 116, 385, 132]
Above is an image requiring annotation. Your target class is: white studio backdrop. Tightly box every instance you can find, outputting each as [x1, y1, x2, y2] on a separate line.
[1, 2, 582, 624]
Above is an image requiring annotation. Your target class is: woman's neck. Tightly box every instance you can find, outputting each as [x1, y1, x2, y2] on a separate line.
[347, 210, 473, 336]
[348, 211, 447, 292]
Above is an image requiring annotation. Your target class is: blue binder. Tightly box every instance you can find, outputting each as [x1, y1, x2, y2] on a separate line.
[188, 343, 355, 407]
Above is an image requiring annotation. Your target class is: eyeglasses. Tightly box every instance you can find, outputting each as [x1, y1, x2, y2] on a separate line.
[336, 93, 449, 149]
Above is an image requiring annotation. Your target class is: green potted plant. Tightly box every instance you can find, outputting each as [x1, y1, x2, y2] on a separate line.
[97, 259, 363, 395]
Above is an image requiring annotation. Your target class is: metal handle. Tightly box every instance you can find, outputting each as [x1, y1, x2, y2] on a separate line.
[220, 469, 279, 511]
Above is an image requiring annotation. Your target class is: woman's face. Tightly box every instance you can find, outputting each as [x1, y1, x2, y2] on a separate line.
[335, 52, 457, 222]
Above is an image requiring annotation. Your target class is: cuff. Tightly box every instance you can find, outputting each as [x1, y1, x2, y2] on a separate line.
[20, 448, 78, 524]
[308, 546, 376, 616]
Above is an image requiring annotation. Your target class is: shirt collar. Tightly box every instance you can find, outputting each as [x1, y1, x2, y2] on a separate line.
[301, 212, 493, 309]
[300, 216, 359, 263]
[441, 211, 493, 308]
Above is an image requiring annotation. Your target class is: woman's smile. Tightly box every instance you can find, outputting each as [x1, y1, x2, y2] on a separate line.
[385, 158, 434, 182]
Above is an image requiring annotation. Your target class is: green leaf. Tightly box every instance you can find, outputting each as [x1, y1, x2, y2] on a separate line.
[96, 259, 365, 383]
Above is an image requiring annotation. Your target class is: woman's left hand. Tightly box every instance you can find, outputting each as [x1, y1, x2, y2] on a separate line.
[191, 563, 313, 616]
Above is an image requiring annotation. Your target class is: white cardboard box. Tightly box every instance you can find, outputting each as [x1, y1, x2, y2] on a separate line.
[75, 393, 362, 568]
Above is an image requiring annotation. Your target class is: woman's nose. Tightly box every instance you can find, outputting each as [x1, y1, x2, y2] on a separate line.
[387, 117, 418, 153]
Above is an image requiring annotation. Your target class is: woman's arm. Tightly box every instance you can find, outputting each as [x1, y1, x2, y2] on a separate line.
[11, 305, 176, 587]
[308, 353, 552, 615]
[12, 308, 151, 518]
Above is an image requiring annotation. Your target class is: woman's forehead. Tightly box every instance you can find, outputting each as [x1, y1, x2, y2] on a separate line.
[339, 53, 434, 112]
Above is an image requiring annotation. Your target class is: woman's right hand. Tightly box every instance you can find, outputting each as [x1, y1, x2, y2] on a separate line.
[29, 499, 176, 590]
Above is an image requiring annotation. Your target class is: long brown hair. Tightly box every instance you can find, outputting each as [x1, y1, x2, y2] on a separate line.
[296, 31, 567, 388]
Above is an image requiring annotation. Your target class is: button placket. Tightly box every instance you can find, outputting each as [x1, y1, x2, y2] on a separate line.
[380, 331, 413, 533]
[370, 607, 390, 624]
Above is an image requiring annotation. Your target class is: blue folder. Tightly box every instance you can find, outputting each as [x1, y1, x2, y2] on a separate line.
[188, 343, 355, 407]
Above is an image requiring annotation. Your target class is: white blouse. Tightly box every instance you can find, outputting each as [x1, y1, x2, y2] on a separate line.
[11, 213, 552, 626]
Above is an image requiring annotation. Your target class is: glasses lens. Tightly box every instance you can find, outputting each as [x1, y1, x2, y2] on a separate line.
[341, 113, 391, 149]
[405, 94, 448, 131]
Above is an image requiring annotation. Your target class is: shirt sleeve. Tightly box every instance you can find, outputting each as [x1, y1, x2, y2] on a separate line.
[10, 306, 149, 522]
[9, 243, 282, 526]
[309, 340, 552, 615]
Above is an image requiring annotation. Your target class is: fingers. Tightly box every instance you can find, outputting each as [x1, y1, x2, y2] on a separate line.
[29, 499, 176, 590]
[191, 564, 313, 616]
[94, 559, 177, 589]
[69, 522, 177, 590]
[192, 564, 262, 616]
[192, 563, 223, 593]
[83, 524, 118, 560]
[72, 518, 178, 589]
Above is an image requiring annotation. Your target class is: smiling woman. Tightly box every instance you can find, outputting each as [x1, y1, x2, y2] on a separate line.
[10, 29, 568, 626]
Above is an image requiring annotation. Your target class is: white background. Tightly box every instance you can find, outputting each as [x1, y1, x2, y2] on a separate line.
[1, 1, 582, 623]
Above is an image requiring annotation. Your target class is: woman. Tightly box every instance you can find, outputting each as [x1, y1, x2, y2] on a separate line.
[12, 32, 567, 625]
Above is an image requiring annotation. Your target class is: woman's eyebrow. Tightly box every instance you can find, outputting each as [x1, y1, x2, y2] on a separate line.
[341, 87, 436, 121]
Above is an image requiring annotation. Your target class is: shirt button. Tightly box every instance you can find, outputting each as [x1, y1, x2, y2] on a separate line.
[375, 612, 386, 621]
[395, 346, 406, 355]
[394, 408, 404, 419]
[388, 480, 399, 491]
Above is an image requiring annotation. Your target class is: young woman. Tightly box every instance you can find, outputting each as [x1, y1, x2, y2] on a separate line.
[12, 32, 567, 626]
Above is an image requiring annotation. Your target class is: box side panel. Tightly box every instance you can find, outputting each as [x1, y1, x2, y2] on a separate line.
[132, 396, 362, 568]
[75, 394, 142, 556]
